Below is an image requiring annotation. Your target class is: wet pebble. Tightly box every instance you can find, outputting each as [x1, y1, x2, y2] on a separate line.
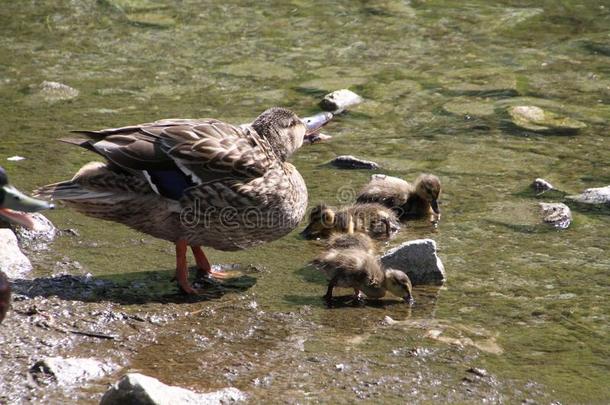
[531, 178, 554, 193]
[539, 203, 572, 229]
[320, 89, 363, 113]
[566, 185, 610, 207]
[330, 155, 381, 170]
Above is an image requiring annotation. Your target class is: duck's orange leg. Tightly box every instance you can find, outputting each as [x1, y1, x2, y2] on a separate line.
[175, 240, 197, 294]
[191, 246, 229, 279]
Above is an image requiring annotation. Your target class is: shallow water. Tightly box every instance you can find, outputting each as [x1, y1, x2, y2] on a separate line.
[1, 0, 609, 403]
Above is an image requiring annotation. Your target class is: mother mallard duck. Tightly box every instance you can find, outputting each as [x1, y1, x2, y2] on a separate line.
[36, 108, 331, 294]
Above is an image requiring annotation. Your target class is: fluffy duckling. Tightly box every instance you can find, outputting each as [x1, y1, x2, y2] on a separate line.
[300, 203, 400, 240]
[311, 248, 414, 304]
[325, 232, 376, 254]
[357, 174, 441, 223]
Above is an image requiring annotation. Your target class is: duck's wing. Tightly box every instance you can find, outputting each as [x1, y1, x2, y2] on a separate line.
[68, 119, 274, 199]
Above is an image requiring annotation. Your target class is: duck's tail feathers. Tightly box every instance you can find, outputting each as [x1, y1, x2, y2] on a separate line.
[59, 138, 99, 154]
[34, 181, 115, 201]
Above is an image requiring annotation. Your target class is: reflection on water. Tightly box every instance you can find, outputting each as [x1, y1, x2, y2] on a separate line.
[0, 0, 608, 402]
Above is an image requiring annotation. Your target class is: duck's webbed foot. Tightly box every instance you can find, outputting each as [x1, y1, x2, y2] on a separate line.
[191, 246, 229, 280]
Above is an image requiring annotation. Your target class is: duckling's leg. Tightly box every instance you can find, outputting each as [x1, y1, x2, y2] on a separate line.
[175, 240, 197, 294]
[324, 278, 337, 303]
[191, 246, 229, 279]
[352, 289, 365, 305]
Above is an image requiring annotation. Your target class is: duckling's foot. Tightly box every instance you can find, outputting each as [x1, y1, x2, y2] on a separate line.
[352, 289, 365, 306]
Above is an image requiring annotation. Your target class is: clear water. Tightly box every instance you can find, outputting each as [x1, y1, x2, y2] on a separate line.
[1, 0, 608, 402]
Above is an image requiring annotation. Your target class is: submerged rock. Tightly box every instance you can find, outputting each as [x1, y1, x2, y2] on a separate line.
[0, 229, 32, 278]
[30, 357, 112, 385]
[35, 81, 79, 103]
[539, 203, 572, 229]
[100, 373, 247, 405]
[508, 106, 586, 134]
[566, 185, 610, 207]
[330, 155, 380, 170]
[443, 99, 495, 117]
[531, 178, 554, 193]
[380, 239, 445, 285]
[320, 89, 363, 113]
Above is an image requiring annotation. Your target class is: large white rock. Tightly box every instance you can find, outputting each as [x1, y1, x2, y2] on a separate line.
[30, 357, 112, 385]
[567, 185, 610, 207]
[13, 213, 57, 250]
[100, 373, 247, 405]
[320, 89, 363, 113]
[0, 229, 32, 278]
[381, 239, 445, 285]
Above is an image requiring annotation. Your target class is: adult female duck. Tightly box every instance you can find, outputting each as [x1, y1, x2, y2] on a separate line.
[36, 108, 331, 294]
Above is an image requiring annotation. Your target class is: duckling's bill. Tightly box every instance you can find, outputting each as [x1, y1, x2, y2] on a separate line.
[0, 185, 54, 229]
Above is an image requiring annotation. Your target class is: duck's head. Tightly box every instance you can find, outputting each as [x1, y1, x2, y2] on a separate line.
[300, 203, 336, 240]
[0, 166, 54, 229]
[384, 269, 414, 304]
[326, 232, 375, 253]
[414, 174, 442, 214]
[251, 107, 332, 161]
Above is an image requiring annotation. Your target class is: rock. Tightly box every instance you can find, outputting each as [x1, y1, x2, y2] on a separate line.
[30, 357, 112, 386]
[442, 68, 519, 97]
[566, 185, 610, 207]
[0, 229, 32, 278]
[330, 155, 380, 170]
[532, 178, 554, 192]
[35, 81, 79, 103]
[320, 89, 363, 113]
[508, 106, 586, 134]
[443, 99, 495, 117]
[381, 239, 445, 285]
[100, 373, 247, 405]
[539, 203, 572, 229]
[12, 213, 57, 250]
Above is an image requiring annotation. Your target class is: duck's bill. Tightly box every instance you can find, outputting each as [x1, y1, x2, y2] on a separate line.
[0, 185, 53, 229]
[430, 199, 440, 214]
[0, 208, 36, 229]
[302, 112, 333, 144]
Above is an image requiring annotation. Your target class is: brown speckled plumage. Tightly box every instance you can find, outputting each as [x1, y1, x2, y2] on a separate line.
[35, 108, 327, 293]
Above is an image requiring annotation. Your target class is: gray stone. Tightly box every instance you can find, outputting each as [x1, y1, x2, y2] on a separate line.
[508, 106, 586, 134]
[330, 155, 380, 170]
[30, 357, 112, 386]
[100, 373, 247, 405]
[12, 213, 57, 250]
[443, 99, 496, 117]
[539, 203, 572, 229]
[566, 185, 610, 207]
[532, 178, 554, 192]
[381, 239, 445, 285]
[0, 229, 32, 278]
[320, 89, 363, 113]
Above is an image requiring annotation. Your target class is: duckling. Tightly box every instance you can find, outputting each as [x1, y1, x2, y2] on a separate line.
[357, 173, 441, 223]
[311, 248, 414, 304]
[325, 232, 375, 254]
[300, 203, 400, 240]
